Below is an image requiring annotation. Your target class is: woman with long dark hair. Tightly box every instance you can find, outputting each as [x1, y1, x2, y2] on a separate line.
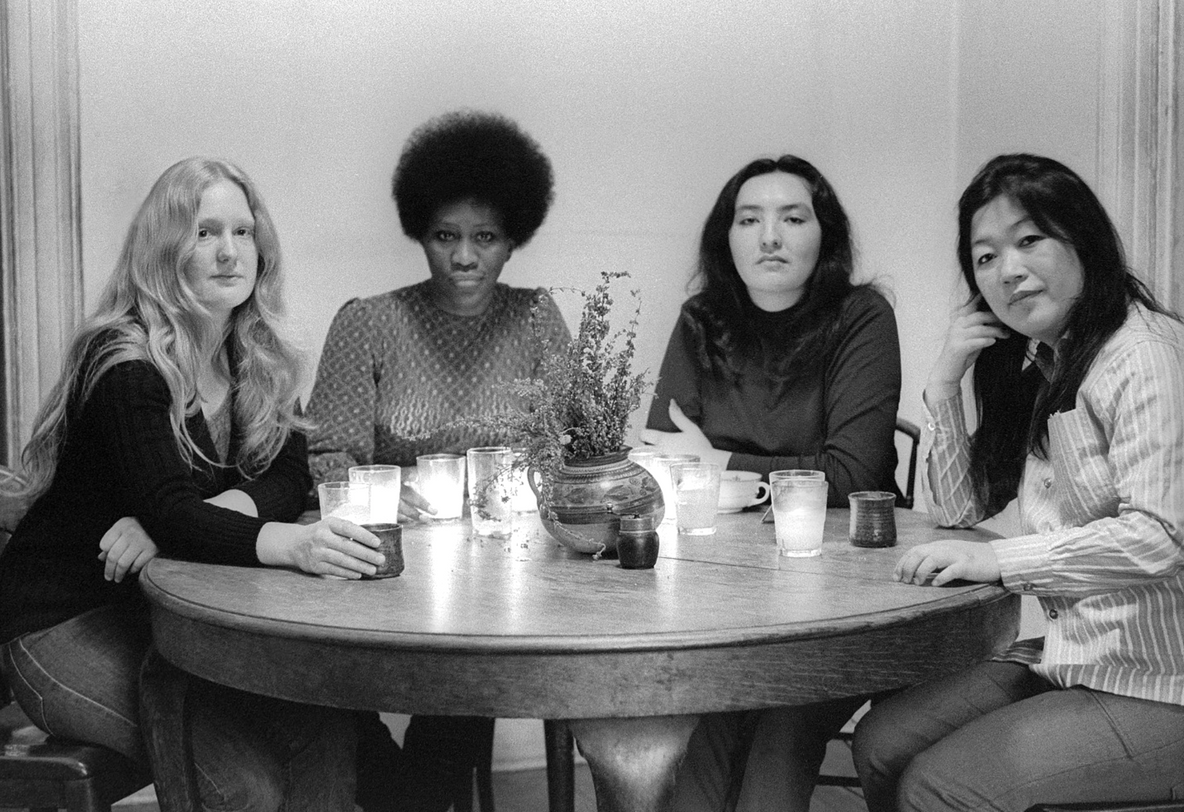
[641, 155, 901, 811]
[640, 154, 900, 501]
[852, 153, 1184, 810]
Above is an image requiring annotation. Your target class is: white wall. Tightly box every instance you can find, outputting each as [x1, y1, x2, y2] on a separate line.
[78, 0, 1108, 767]
[78, 0, 962, 445]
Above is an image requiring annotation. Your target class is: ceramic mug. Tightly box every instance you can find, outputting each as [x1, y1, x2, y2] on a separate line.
[717, 471, 771, 513]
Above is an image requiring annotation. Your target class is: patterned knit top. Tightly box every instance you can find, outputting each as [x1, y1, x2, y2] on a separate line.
[306, 281, 570, 484]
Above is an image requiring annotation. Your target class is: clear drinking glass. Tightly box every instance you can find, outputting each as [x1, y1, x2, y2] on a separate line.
[348, 465, 401, 524]
[415, 454, 465, 521]
[317, 481, 371, 523]
[670, 462, 721, 535]
[653, 453, 699, 524]
[771, 477, 828, 557]
[769, 469, 826, 483]
[466, 446, 514, 538]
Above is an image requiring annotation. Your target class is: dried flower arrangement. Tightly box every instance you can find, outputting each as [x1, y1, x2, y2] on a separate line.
[459, 269, 650, 511]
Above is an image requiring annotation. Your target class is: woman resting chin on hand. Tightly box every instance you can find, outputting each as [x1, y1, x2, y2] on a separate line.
[853, 153, 1184, 812]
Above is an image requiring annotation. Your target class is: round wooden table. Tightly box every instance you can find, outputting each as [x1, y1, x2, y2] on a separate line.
[142, 508, 1018, 811]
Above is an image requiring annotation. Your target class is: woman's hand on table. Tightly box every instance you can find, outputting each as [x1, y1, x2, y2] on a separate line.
[894, 539, 1001, 587]
[925, 296, 1010, 404]
[257, 518, 386, 579]
[398, 482, 436, 523]
[637, 400, 733, 469]
[98, 516, 159, 583]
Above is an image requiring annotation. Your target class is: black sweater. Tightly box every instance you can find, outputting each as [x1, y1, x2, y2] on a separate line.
[646, 287, 901, 507]
[0, 358, 310, 642]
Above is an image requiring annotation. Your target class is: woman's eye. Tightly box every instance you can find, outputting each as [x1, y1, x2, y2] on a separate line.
[433, 230, 454, 242]
[974, 252, 995, 267]
[475, 231, 496, 244]
[1018, 234, 1044, 248]
[197, 228, 211, 239]
[736, 216, 757, 226]
[787, 216, 805, 225]
[235, 227, 254, 238]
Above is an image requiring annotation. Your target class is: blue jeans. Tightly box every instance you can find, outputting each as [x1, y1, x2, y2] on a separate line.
[2, 604, 356, 812]
[672, 697, 864, 812]
[852, 660, 1184, 812]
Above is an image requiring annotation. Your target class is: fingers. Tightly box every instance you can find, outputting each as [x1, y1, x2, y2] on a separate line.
[98, 516, 135, 554]
[637, 428, 674, 447]
[311, 520, 386, 572]
[400, 484, 436, 521]
[666, 399, 696, 432]
[103, 539, 135, 583]
[322, 517, 381, 548]
[401, 484, 433, 513]
[893, 544, 944, 586]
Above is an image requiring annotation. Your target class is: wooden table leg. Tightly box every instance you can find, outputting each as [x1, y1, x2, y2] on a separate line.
[567, 715, 698, 812]
[544, 719, 575, 812]
[139, 646, 199, 812]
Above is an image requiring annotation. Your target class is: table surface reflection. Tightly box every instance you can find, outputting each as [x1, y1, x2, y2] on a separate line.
[141, 508, 1019, 719]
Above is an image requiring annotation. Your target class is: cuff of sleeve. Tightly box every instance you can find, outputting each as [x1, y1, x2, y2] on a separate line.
[991, 534, 1053, 594]
[237, 479, 291, 521]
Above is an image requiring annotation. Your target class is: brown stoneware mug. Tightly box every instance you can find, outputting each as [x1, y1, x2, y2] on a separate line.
[848, 492, 897, 548]
[362, 523, 404, 578]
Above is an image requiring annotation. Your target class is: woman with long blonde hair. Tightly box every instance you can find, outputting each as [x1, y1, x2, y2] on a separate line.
[0, 157, 382, 810]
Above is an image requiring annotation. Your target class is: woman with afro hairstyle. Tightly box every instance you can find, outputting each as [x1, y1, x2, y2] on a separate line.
[0, 158, 373, 811]
[638, 156, 901, 812]
[305, 111, 569, 812]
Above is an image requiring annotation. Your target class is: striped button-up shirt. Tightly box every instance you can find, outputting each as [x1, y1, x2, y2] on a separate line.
[922, 305, 1184, 706]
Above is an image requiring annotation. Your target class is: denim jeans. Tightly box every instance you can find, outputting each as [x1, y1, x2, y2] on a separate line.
[2, 604, 356, 812]
[671, 696, 864, 812]
[852, 660, 1184, 812]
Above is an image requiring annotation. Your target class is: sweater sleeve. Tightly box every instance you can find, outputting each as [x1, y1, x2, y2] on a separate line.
[729, 290, 902, 505]
[646, 311, 704, 429]
[306, 298, 377, 485]
[87, 362, 271, 566]
[234, 428, 312, 522]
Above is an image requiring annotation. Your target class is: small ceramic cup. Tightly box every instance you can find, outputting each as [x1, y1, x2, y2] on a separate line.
[360, 523, 404, 579]
[717, 471, 771, 513]
[848, 491, 897, 548]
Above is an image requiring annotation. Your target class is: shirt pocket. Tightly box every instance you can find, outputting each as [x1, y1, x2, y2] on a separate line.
[1046, 407, 1118, 524]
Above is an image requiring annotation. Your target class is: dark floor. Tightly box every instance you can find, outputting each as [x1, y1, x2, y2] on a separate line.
[101, 738, 865, 811]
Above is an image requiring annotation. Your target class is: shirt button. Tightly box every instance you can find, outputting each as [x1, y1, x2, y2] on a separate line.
[1043, 477, 1053, 489]
[926, 421, 936, 432]
[1048, 608, 1059, 620]
[1022, 583, 1035, 592]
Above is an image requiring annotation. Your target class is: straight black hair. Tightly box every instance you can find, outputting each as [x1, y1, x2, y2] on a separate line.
[958, 153, 1172, 513]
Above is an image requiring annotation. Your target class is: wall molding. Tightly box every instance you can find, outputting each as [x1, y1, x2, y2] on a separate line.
[0, 0, 83, 466]
[1097, 0, 1182, 311]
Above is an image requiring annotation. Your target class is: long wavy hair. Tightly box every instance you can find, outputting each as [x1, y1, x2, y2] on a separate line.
[15, 157, 308, 499]
[689, 155, 858, 378]
[959, 153, 1173, 514]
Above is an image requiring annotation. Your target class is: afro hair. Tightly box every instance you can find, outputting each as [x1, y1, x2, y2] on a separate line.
[392, 110, 554, 247]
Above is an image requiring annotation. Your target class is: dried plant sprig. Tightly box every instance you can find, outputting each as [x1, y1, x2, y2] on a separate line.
[439, 270, 650, 508]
